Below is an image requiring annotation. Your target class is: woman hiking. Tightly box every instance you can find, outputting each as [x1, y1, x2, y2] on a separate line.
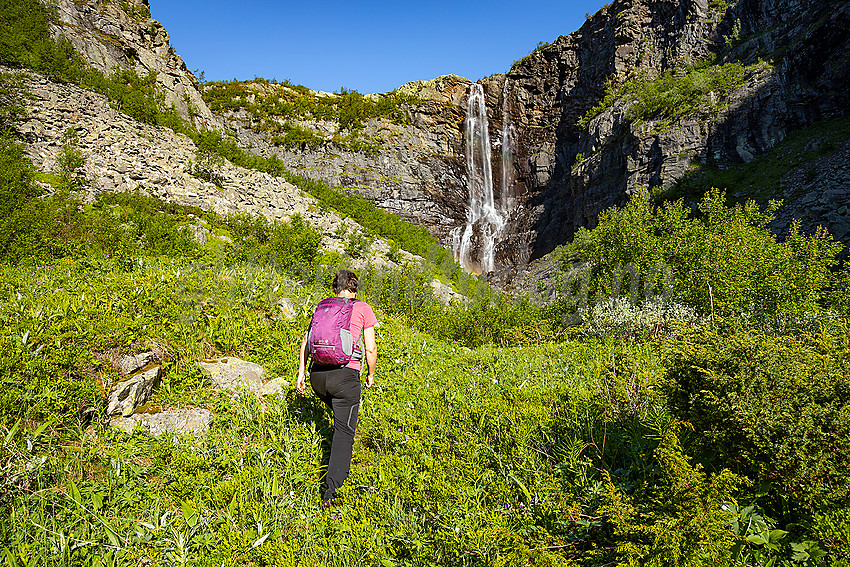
[296, 269, 377, 507]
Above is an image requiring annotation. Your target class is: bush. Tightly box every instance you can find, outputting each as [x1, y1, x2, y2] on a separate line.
[566, 187, 843, 321]
[599, 425, 741, 566]
[0, 137, 55, 263]
[578, 58, 769, 130]
[663, 323, 850, 516]
[579, 297, 704, 340]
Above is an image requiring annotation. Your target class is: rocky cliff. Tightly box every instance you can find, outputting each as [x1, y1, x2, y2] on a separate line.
[48, 0, 218, 128]
[502, 0, 850, 265]
[213, 75, 474, 240]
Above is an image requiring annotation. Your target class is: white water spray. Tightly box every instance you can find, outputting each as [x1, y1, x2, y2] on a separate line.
[453, 83, 506, 274]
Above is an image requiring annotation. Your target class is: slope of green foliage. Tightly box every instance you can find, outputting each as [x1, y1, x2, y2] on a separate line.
[201, 79, 418, 152]
[0, 251, 751, 566]
[577, 58, 770, 130]
[2, 2, 848, 563]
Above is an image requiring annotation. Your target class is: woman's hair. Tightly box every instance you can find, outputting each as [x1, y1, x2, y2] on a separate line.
[332, 269, 359, 294]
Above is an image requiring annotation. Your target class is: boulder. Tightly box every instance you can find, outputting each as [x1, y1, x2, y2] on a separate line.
[258, 377, 290, 397]
[197, 357, 266, 393]
[107, 365, 162, 417]
[117, 351, 156, 376]
[110, 408, 213, 437]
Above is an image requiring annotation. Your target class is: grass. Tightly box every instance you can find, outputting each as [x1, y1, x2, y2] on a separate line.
[577, 58, 771, 130]
[201, 79, 417, 151]
[0, 252, 673, 566]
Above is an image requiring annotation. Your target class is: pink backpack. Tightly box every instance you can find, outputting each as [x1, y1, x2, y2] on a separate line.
[308, 297, 363, 366]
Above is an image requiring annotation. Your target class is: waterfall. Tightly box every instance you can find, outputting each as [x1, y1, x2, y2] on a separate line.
[452, 83, 506, 274]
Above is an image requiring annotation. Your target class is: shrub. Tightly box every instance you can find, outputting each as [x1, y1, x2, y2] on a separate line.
[599, 424, 741, 566]
[663, 323, 850, 516]
[0, 137, 54, 263]
[579, 297, 704, 340]
[578, 58, 769, 130]
[566, 187, 843, 321]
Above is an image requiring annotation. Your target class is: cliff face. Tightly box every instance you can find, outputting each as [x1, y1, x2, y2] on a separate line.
[501, 0, 850, 263]
[217, 75, 473, 240]
[219, 0, 850, 277]
[48, 0, 218, 128]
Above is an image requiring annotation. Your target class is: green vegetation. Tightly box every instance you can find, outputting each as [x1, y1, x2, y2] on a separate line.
[2, 131, 848, 563]
[663, 115, 850, 203]
[562, 187, 842, 320]
[0, 0, 442, 263]
[577, 58, 770, 130]
[201, 79, 416, 150]
[3, 0, 850, 563]
[0, 135, 322, 267]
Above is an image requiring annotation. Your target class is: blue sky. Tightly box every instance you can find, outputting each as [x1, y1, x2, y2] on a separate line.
[149, 0, 607, 94]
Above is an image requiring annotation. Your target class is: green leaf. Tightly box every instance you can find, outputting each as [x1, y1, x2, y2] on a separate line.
[768, 529, 788, 543]
[507, 472, 533, 505]
[181, 500, 198, 527]
[69, 481, 82, 505]
[3, 419, 21, 446]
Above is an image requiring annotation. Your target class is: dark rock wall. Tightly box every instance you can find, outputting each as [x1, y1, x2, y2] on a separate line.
[498, 0, 850, 265]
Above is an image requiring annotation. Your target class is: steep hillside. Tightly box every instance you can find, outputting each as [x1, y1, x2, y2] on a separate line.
[47, 0, 218, 127]
[205, 75, 474, 239]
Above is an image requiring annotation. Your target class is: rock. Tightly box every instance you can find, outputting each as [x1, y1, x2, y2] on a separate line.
[258, 377, 290, 397]
[118, 351, 155, 376]
[49, 0, 218, 128]
[107, 365, 162, 416]
[429, 279, 468, 305]
[197, 357, 266, 393]
[185, 223, 209, 245]
[109, 408, 213, 437]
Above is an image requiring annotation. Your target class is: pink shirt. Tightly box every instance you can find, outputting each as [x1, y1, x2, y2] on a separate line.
[346, 301, 377, 372]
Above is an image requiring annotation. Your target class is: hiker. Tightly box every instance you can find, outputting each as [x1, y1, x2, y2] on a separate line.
[296, 269, 377, 507]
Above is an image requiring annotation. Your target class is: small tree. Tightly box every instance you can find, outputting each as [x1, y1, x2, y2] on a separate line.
[56, 127, 87, 190]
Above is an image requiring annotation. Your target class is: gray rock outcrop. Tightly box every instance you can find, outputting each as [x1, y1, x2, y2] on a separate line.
[197, 357, 266, 394]
[47, 0, 217, 127]
[110, 408, 213, 437]
[106, 351, 161, 417]
[107, 365, 161, 417]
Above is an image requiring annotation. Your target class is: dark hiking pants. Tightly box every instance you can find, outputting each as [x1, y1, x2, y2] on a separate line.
[309, 365, 360, 503]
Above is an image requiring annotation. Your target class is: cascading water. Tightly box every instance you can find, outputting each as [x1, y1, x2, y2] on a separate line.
[452, 83, 506, 274]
